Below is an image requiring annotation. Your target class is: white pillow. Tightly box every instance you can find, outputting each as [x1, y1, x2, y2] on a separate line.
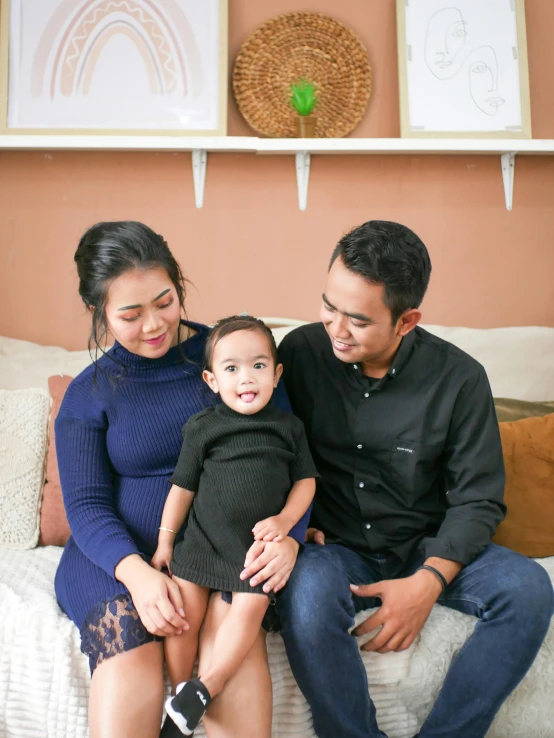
[0, 388, 51, 549]
[421, 325, 554, 402]
[0, 336, 92, 390]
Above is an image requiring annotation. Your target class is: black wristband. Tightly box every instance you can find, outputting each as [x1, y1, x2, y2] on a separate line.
[417, 564, 448, 594]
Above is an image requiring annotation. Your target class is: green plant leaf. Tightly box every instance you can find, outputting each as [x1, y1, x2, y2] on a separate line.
[289, 77, 318, 116]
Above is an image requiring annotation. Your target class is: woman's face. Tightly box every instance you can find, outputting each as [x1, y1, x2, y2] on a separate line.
[103, 267, 181, 358]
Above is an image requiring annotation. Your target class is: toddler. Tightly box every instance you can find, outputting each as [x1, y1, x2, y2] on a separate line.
[152, 315, 317, 735]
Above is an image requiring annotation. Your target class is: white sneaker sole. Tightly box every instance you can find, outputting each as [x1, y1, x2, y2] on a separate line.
[165, 682, 194, 736]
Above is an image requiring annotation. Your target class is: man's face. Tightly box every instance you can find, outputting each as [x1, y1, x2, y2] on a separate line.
[320, 257, 401, 370]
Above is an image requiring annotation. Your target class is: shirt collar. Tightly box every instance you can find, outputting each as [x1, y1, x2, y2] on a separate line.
[386, 329, 416, 378]
[350, 328, 416, 380]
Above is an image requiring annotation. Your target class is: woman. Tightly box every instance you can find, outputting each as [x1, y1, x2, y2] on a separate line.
[54, 221, 306, 738]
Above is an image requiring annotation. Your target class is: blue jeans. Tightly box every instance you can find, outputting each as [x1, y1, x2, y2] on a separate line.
[277, 542, 554, 738]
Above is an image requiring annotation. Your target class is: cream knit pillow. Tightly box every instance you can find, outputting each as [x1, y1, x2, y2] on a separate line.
[0, 388, 51, 549]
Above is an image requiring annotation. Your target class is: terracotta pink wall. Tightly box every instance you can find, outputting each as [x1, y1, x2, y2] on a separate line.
[1, 0, 553, 350]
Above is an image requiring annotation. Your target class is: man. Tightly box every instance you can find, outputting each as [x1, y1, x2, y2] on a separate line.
[276, 221, 553, 738]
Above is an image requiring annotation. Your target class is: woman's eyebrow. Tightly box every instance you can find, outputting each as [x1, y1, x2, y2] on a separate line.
[117, 288, 171, 311]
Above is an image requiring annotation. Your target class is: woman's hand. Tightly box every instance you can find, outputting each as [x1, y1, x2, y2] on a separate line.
[115, 554, 189, 637]
[240, 537, 300, 594]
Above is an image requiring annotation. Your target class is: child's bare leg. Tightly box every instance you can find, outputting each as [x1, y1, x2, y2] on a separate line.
[164, 578, 209, 691]
[166, 592, 269, 735]
[200, 593, 269, 698]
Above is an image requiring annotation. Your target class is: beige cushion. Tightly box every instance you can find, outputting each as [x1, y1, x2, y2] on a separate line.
[0, 388, 51, 549]
[494, 398, 554, 423]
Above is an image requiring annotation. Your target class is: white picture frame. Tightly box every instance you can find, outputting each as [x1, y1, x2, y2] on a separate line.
[397, 0, 531, 138]
[0, 0, 228, 136]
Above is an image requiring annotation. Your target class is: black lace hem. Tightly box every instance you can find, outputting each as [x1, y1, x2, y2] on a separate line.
[80, 594, 162, 674]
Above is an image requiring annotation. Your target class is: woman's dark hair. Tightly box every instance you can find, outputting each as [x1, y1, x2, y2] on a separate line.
[204, 315, 278, 372]
[329, 220, 432, 323]
[74, 221, 188, 359]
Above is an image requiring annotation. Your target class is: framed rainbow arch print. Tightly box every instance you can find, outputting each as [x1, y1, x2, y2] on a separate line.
[0, 0, 228, 135]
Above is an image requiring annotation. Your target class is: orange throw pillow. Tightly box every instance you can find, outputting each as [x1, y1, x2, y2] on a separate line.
[39, 375, 73, 547]
[493, 413, 554, 558]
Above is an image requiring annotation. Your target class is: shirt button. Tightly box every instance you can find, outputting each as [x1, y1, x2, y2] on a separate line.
[392, 368, 396, 375]
[359, 482, 364, 488]
[364, 392, 369, 398]
[353, 364, 358, 370]
[357, 444, 363, 449]
[365, 523, 371, 529]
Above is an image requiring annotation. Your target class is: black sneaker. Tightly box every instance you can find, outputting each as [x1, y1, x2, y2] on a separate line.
[165, 678, 212, 736]
[159, 715, 188, 737]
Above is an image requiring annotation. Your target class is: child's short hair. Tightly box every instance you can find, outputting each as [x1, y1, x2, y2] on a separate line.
[204, 315, 279, 371]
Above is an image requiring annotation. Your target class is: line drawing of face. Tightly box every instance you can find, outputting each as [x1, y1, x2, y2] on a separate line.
[468, 46, 505, 115]
[424, 7, 468, 79]
[422, 6, 507, 117]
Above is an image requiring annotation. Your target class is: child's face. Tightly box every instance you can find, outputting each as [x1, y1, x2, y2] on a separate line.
[203, 329, 283, 415]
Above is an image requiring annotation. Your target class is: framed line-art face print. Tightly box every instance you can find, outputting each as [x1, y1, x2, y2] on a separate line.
[396, 0, 531, 138]
[0, 0, 228, 135]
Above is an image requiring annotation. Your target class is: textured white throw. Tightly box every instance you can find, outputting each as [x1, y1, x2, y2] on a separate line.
[0, 389, 50, 549]
[0, 547, 552, 738]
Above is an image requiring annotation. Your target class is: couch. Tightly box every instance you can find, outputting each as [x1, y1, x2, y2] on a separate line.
[1, 323, 553, 738]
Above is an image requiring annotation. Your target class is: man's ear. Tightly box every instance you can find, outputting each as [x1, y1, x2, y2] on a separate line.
[202, 369, 219, 394]
[273, 363, 284, 388]
[396, 309, 421, 337]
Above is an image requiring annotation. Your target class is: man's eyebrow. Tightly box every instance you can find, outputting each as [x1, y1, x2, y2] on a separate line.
[117, 288, 172, 311]
[322, 294, 374, 323]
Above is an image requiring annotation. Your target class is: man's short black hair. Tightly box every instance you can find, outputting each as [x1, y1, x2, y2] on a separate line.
[329, 221, 432, 323]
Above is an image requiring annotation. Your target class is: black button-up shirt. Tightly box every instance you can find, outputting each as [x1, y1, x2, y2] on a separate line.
[279, 323, 506, 566]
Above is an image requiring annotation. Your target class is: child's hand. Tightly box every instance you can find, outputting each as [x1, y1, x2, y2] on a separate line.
[253, 515, 292, 542]
[151, 543, 174, 572]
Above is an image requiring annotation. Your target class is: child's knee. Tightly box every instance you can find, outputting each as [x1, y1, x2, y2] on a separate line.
[232, 592, 270, 616]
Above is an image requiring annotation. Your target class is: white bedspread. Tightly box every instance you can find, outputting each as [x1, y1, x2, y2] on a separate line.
[1, 547, 552, 738]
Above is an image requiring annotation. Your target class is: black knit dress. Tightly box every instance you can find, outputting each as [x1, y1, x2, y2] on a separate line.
[169, 402, 318, 595]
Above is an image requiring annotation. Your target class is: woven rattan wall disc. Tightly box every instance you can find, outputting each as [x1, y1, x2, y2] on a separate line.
[233, 12, 372, 138]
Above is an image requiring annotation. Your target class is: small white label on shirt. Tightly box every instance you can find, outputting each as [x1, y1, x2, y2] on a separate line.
[396, 446, 414, 454]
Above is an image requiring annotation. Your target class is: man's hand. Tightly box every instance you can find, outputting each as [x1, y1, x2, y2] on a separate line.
[306, 527, 326, 545]
[351, 569, 442, 653]
[241, 537, 300, 593]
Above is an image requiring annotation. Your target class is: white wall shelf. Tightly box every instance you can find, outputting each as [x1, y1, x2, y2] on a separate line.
[1, 135, 553, 211]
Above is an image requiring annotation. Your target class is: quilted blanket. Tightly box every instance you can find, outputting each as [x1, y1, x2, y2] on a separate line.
[1, 547, 553, 738]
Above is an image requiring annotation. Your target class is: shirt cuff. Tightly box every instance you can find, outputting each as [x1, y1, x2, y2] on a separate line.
[421, 536, 484, 566]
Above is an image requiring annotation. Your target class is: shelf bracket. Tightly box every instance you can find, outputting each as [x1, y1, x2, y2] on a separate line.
[295, 151, 311, 211]
[192, 149, 207, 208]
[500, 152, 516, 211]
